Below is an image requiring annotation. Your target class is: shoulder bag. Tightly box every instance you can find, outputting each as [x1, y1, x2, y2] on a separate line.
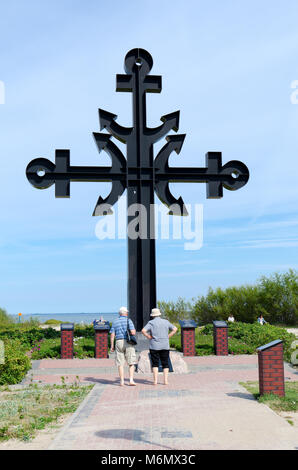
[126, 317, 137, 345]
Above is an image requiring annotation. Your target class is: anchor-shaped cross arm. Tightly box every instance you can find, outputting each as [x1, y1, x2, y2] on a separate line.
[154, 135, 188, 215]
[92, 133, 127, 215]
[146, 111, 180, 144]
[98, 109, 133, 144]
[26, 134, 127, 215]
[154, 134, 249, 213]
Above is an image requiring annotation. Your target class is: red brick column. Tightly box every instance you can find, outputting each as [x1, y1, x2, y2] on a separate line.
[94, 324, 110, 358]
[213, 321, 228, 356]
[61, 323, 74, 359]
[179, 320, 197, 356]
[257, 340, 285, 397]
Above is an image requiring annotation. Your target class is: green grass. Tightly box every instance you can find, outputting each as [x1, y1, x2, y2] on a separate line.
[240, 381, 298, 412]
[0, 381, 93, 441]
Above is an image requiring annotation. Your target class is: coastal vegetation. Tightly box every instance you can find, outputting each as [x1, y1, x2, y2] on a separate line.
[170, 322, 296, 362]
[159, 269, 298, 326]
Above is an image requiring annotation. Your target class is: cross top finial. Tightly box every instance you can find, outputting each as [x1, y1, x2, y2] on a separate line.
[123, 48, 154, 74]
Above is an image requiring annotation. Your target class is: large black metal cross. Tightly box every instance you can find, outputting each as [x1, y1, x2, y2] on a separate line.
[26, 48, 249, 331]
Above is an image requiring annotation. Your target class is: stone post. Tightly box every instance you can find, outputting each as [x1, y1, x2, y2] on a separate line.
[61, 323, 74, 359]
[94, 322, 110, 359]
[213, 321, 228, 356]
[179, 320, 197, 356]
[257, 339, 285, 397]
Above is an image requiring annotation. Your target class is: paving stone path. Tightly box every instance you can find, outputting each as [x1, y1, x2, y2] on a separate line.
[22, 354, 298, 450]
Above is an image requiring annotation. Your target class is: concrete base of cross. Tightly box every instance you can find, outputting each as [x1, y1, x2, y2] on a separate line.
[134, 332, 150, 353]
[137, 350, 188, 374]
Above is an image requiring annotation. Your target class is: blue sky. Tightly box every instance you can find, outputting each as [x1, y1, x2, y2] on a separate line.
[0, 0, 297, 314]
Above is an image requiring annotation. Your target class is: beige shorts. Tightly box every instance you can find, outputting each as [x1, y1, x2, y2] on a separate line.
[115, 339, 137, 366]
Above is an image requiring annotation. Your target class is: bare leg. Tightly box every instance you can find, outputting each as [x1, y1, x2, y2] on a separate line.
[163, 368, 169, 385]
[118, 365, 124, 386]
[129, 365, 136, 385]
[152, 367, 158, 385]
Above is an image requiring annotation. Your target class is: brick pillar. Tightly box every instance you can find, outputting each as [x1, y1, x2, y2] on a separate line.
[60, 323, 74, 359]
[213, 321, 228, 356]
[179, 320, 197, 356]
[257, 339, 285, 397]
[94, 322, 110, 358]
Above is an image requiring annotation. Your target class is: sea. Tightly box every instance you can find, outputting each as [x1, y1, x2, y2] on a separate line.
[14, 312, 118, 325]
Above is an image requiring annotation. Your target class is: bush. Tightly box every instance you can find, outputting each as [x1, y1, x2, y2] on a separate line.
[258, 270, 298, 325]
[0, 325, 60, 348]
[191, 284, 262, 325]
[30, 338, 60, 359]
[74, 325, 95, 338]
[200, 322, 295, 361]
[159, 269, 298, 325]
[30, 337, 97, 359]
[44, 319, 63, 325]
[158, 297, 192, 323]
[0, 324, 108, 358]
[170, 326, 255, 356]
[0, 339, 31, 385]
[0, 308, 14, 326]
[170, 322, 295, 359]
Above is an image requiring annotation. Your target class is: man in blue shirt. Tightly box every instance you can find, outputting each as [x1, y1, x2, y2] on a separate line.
[110, 306, 137, 386]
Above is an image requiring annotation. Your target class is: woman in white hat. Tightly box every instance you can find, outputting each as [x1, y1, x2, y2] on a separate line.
[141, 308, 177, 385]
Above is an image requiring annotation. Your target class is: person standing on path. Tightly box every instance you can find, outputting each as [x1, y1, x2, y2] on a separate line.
[110, 307, 137, 386]
[141, 308, 177, 386]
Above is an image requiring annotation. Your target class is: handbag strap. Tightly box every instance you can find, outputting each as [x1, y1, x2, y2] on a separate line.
[126, 316, 130, 338]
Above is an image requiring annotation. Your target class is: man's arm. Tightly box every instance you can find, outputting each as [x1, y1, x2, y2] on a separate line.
[110, 332, 115, 352]
[128, 319, 136, 336]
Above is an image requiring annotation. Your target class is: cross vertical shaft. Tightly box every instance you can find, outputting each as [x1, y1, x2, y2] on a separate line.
[126, 56, 156, 331]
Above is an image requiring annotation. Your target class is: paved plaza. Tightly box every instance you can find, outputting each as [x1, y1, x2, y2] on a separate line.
[21, 353, 298, 450]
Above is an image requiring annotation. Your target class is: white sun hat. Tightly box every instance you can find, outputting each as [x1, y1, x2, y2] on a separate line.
[150, 308, 161, 317]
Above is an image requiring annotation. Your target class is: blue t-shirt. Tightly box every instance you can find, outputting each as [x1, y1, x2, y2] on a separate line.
[110, 315, 135, 340]
[143, 317, 175, 350]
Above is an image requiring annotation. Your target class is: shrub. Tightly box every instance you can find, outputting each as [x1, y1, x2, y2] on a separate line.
[0, 308, 14, 326]
[74, 325, 95, 338]
[30, 338, 60, 359]
[44, 319, 63, 325]
[30, 337, 97, 359]
[0, 324, 108, 358]
[0, 325, 60, 348]
[0, 339, 31, 385]
[159, 269, 298, 325]
[191, 285, 262, 325]
[258, 270, 298, 325]
[200, 322, 295, 361]
[158, 297, 192, 323]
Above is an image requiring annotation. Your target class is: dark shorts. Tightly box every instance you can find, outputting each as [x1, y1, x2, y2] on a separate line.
[149, 349, 169, 369]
